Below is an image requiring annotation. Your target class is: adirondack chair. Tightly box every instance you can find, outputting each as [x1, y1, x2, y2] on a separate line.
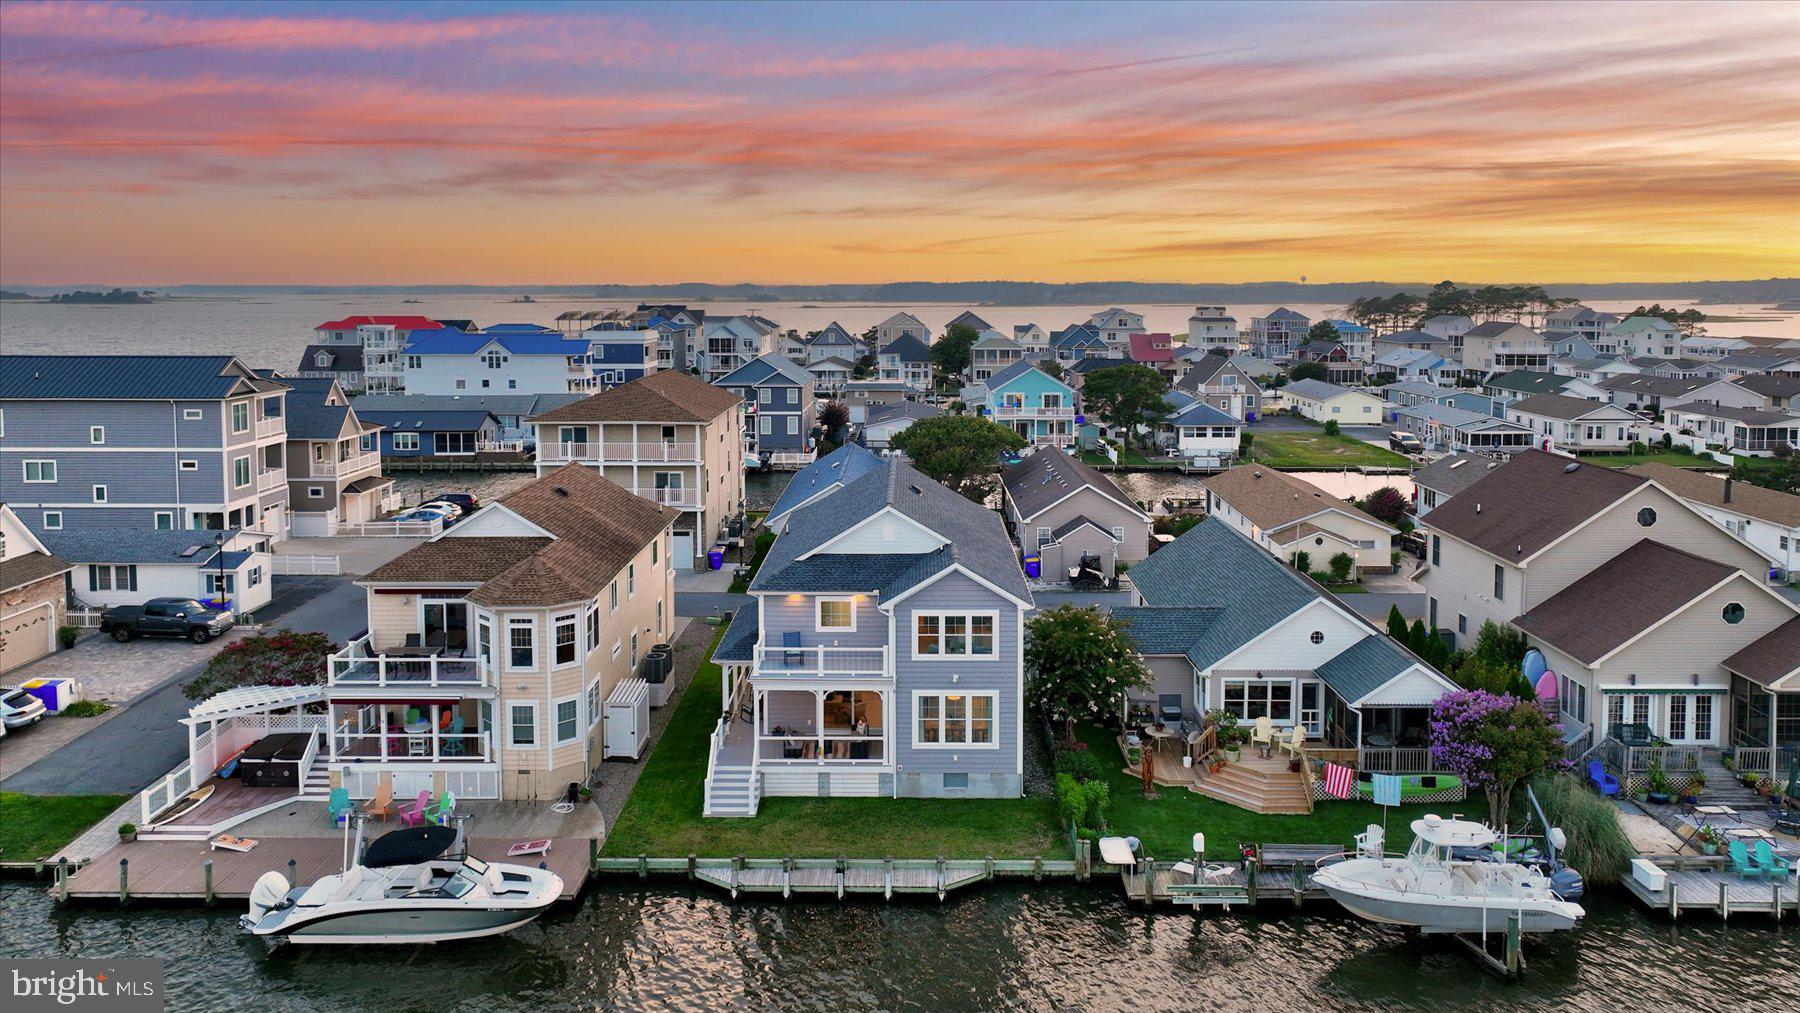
[1754, 840, 1792, 880]
[1587, 761, 1621, 797]
[1728, 840, 1763, 880]
[424, 790, 456, 827]
[326, 787, 357, 828]
[1249, 716, 1273, 756]
[396, 789, 431, 828]
[364, 776, 395, 821]
[441, 715, 466, 756]
[1279, 725, 1305, 759]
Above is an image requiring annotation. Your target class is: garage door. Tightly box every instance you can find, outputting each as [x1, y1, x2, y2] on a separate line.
[0, 602, 55, 674]
[671, 532, 695, 567]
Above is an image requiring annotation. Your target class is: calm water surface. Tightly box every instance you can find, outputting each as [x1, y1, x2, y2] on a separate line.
[2, 880, 1792, 1011]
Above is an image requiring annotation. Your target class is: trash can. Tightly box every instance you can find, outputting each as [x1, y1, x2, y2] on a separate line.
[707, 548, 725, 570]
[1023, 555, 1041, 580]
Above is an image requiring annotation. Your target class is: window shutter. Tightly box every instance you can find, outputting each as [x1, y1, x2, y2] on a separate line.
[128, 565, 138, 592]
[89, 565, 98, 592]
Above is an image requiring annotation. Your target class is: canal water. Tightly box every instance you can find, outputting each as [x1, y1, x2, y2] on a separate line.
[2, 880, 1791, 1010]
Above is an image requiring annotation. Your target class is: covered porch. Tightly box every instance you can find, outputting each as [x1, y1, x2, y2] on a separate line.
[720, 684, 890, 765]
[325, 698, 494, 764]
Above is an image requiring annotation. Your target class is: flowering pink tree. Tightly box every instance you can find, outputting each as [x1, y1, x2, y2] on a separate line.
[1430, 690, 1565, 829]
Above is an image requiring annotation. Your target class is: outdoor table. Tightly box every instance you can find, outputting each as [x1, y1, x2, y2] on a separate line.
[1725, 827, 1773, 840]
[1694, 805, 1738, 816]
[405, 719, 431, 755]
[1366, 734, 1397, 748]
[1143, 726, 1176, 762]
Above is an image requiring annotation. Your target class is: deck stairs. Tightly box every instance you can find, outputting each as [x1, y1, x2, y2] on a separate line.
[1695, 750, 1763, 808]
[1194, 752, 1312, 814]
[300, 765, 334, 799]
[703, 766, 760, 818]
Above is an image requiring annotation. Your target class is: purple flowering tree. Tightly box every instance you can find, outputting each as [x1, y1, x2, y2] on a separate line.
[1430, 690, 1565, 829]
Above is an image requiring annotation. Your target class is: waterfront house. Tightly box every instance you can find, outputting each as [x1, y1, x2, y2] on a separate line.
[582, 325, 660, 388]
[1373, 329, 1452, 359]
[705, 455, 1033, 814]
[1626, 463, 1800, 578]
[1127, 333, 1178, 380]
[1646, 377, 1764, 412]
[1546, 305, 1619, 341]
[877, 334, 934, 392]
[292, 344, 365, 392]
[703, 315, 781, 384]
[946, 310, 993, 333]
[777, 330, 810, 362]
[1, 355, 291, 538]
[984, 361, 1079, 449]
[42, 526, 273, 615]
[1609, 316, 1683, 359]
[1088, 308, 1146, 355]
[278, 378, 393, 537]
[1420, 315, 1474, 342]
[529, 370, 744, 568]
[401, 326, 598, 396]
[1662, 403, 1800, 457]
[720, 353, 817, 464]
[1291, 340, 1363, 383]
[763, 444, 884, 534]
[1186, 307, 1239, 352]
[874, 311, 931, 346]
[1411, 453, 1499, 517]
[805, 356, 855, 397]
[1506, 393, 1638, 452]
[1175, 348, 1263, 420]
[1124, 518, 1459, 778]
[311, 315, 445, 394]
[1458, 322, 1552, 377]
[862, 401, 940, 451]
[1369, 348, 1455, 384]
[970, 331, 1026, 382]
[1158, 395, 1242, 466]
[1482, 369, 1603, 411]
[1318, 320, 1372, 362]
[1597, 373, 1710, 412]
[1390, 403, 1534, 456]
[0, 505, 73, 674]
[1000, 449, 1150, 580]
[1049, 323, 1108, 362]
[355, 408, 501, 462]
[806, 322, 865, 365]
[642, 307, 705, 372]
[351, 393, 583, 445]
[1202, 465, 1395, 572]
[1544, 332, 1599, 360]
[1733, 373, 1800, 413]
[1280, 378, 1383, 425]
[1013, 323, 1050, 356]
[1250, 308, 1310, 362]
[838, 380, 910, 424]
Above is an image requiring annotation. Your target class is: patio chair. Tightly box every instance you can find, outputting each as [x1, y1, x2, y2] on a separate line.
[782, 631, 804, 668]
[1355, 824, 1384, 858]
[405, 706, 422, 725]
[403, 633, 423, 649]
[1250, 716, 1273, 753]
[397, 790, 431, 828]
[1753, 840, 1792, 880]
[364, 776, 395, 821]
[1158, 694, 1183, 726]
[424, 790, 456, 827]
[326, 787, 357, 828]
[1279, 726, 1305, 758]
[441, 715, 466, 756]
[1586, 760, 1621, 797]
[1727, 840, 1763, 880]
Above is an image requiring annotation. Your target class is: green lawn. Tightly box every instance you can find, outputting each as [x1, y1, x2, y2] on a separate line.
[1578, 450, 1726, 470]
[1248, 430, 1411, 469]
[602, 629, 1065, 859]
[0, 793, 126, 863]
[726, 530, 777, 594]
[1073, 725, 1441, 860]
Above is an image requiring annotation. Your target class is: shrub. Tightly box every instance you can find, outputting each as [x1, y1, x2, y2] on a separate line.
[1082, 780, 1111, 831]
[1309, 571, 1334, 584]
[1056, 773, 1085, 827]
[59, 699, 111, 718]
[57, 625, 80, 649]
[1323, 419, 1341, 436]
[1054, 744, 1105, 783]
[1328, 552, 1355, 583]
[1292, 550, 1312, 574]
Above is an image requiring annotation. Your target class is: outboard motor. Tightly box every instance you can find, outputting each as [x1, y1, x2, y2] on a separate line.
[1549, 865, 1586, 902]
[242, 871, 291, 932]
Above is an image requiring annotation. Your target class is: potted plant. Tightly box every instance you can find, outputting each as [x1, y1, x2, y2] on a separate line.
[57, 625, 80, 649]
[1698, 825, 1724, 856]
[1224, 731, 1241, 763]
[1683, 771, 1706, 804]
[118, 823, 137, 843]
[577, 784, 593, 803]
[1721, 753, 1735, 771]
[1646, 764, 1672, 805]
[1288, 757, 1303, 773]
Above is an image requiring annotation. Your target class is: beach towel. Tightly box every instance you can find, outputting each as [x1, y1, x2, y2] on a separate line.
[1371, 773, 1403, 807]
[1323, 762, 1355, 799]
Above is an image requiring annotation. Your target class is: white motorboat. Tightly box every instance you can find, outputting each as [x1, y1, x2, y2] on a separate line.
[1311, 814, 1585, 934]
[241, 822, 562, 945]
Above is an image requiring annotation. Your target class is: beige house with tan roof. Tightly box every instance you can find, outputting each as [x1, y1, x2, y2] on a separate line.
[1626, 463, 1800, 577]
[530, 370, 745, 568]
[1201, 465, 1395, 572]
[323, 464, 679, 801]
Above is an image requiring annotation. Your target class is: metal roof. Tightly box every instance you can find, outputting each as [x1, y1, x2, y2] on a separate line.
[0, 355, 280, 400]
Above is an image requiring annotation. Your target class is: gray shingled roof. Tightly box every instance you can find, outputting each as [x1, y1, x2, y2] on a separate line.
[765, 443, 884, 526]
[1127, 518, 1321, 668]
[1001, 449, 1139, 521]
[37, 526, 247, 567]
[1483, 370, 1572, 395]
[713, 607, 760, 664]
[880, 334, 931, 362]
[1050, 515, 1115, 542]
[353, 393, 583, 418]
[1111, 606, 1224, 656]
[1412, 453, 1500, 498]
[1313, 635, 1418, 703]
[1, 355, 281, 400]
[282, 377, 355, 440]
[718, 352, 813, 387]
[1508, 392, 1626, 421]
[1282, 378, 1353, 401]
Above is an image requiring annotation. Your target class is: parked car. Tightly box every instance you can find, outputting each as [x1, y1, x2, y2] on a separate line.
[1, 686, 48, 730]
[100, 597, 235, 644]
[397, 507, 454, 525]
[417, 500, 465, 524]
[431, 493, 480, 513]
[1387, 430, 1423, 454]
[1395, 531, 1428, 561]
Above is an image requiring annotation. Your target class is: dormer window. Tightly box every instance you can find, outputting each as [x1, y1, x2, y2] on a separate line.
[314, 351, 331, 367]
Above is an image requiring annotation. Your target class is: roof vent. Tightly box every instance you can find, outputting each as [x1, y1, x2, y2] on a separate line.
[554, 487, 569, 497]
[1563, 462, 1581, 474]
[1475, 502, 1482, 514]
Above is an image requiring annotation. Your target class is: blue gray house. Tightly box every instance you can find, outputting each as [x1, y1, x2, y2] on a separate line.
[706, 456, 1034, 815]
[718, 352, 817, 459]
[763, 443, 884, 534]
[1050, 323, 1107, 361]
[0, 355, 292, 536]
[354, 408, 501, 460]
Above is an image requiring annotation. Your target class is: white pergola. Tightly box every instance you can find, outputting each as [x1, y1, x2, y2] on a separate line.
[181, 683, 328, 791]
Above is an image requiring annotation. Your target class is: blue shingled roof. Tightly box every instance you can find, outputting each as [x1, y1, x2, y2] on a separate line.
[1127, 517, 1321, 668]
[713, 607, 760, 664]
[718, 353, 813, 387]
[765, 443, 884, 526]
[1111, 606, 1224, 656]
[281, 377, 355, 440]
[36, 526, 249, 567]
[880, 334, 931, 362]
[404, 328, 588, 357]
[1166, 401, 1237, 426]
[986, 359, 1068, 390]
[1313, 635, 1419, 704]
[0, 355, 274, 400]
[356, 409, 497, 432]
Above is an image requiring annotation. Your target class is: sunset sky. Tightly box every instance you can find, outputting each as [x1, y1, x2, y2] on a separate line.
[2, 0, 1797, 286]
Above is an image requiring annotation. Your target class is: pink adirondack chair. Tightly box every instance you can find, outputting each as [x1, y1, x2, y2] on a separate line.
[396, 789, 431, 828]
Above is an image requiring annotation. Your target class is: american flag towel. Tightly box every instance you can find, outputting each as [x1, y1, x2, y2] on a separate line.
[1323, 762, 1356, 799]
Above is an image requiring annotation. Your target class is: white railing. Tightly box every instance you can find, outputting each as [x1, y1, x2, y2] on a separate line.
[257, 469, 286, 492]
[768, 451, 817, 469]
[297, 728, 320, 784]
[1033, 434, 1073, 446]
[307, 453, 380, 478]
[67, 607, 105, 629]
[139, 758, 196, 824]
[634, 486, 699, 508]
[992, 404, 1075, 417]
[273, 554, 342, 576]
[704, 715, 730, 799]
[537, 440, 703, 464]
[1731, 746, 1798, 781]
[338, 517, 443, 537]
[328, 634, 484, 687]
[753, 644, 890, 678]
[255, 418, 285, 439]
[331, 730, 491, 762]
[478, 439, 527, 453]
[1624, 743, 1705, 774]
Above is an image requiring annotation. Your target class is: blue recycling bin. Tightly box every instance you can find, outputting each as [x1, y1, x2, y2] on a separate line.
[707, 548, 725, 571]
[1023, 555, 1041, 580]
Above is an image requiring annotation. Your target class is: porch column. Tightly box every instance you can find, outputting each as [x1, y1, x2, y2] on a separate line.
[753, 688, 763, 765]
[815, 690, 825, 760]
[380, 706, 389, 760]
[187, 721, 198, 790]
[431, 704, 440, 761]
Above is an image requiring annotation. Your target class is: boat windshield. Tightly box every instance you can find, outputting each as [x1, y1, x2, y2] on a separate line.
[441, 867, 483, 899]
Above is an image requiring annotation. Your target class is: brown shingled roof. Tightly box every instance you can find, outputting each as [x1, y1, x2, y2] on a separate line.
[0, 550, 75, 594]
[527, 370, 741, 424]
[1722, 615, 1800, 688]
[1511, 540, 1736, 664]
[1424, 450, 1644, 561]
[1625, 463, 1800, 528]
[1201, 465, 1390, 532]
[362, 538, 549, 586]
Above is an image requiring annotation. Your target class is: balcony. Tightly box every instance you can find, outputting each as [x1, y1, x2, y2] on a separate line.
[257, 469, 286, 492]
[308, 452, 380, 478]
[537, 440, 702, 464]
[633, 485, 699, 509]
[753, 644, 890, 679]
[328, 634, 485, 688]
[255, 417, 286, 439]
[992, 404, 1075, 417]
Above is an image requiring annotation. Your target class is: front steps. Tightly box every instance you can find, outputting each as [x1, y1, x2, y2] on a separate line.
[704, 766, 759, 818]
[1194, 752, 1312, 814]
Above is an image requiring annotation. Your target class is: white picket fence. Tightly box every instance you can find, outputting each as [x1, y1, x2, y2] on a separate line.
[273, 554, 342, 576]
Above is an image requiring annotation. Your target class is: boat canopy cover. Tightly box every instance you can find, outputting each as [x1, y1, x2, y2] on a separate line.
[363, 825, 456, 868]
[1410, 814, 1496, 848]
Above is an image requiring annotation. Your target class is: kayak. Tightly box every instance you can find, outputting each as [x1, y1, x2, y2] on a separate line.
[1355, 772, 1462, 797]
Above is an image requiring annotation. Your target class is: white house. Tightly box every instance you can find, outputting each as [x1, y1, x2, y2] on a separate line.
[1506, 393, 1639, 452]
[1421, 315, 1474, 342]
[1459, 321, 1551, 376]
[1282, 379, 1383, 425]
[1088, 308, 1146, 355]
[1626, 464, 1799, 579]
[1202, 465, 1396, 571]
[1186, 306, 1239, 351]
[403, 326, 596, 396]
[1609, 316, 1684, 359]
[41, 527, 274, 615]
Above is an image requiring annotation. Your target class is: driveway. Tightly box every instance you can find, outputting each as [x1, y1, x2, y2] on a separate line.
[1, 577, 367, 796]
[676, 592, 749, 618]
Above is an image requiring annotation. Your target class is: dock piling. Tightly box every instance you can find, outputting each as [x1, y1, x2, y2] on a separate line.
[638, 852, 648, 879]
[286, 858, 297, 888]
[57, 858, 69, 904]
[118, 858, 129, 906]
[203, 859, 214, 906]
[687, 854, 697, 881]
[589, 838, 599, 872]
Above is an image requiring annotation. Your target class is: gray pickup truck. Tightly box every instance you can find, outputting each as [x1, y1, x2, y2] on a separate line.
[100, 597, 235, 644]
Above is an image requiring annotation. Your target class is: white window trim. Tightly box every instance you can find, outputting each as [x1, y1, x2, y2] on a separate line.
[910, 610, 1000, 661]
[23, 460, 56, 484]
[232, 456, 251, 488]
[42, 511, 63, 530]
[910, 690, 1000, 750]
[393, 432, 420, 451]
[153, 511, 174, 529]
[816, 596, 857, 632]
[505, 616, 538, 672]
[92, 484, 108, 503]
[552, 612, 580, 669]
[183, 408, 204, 421]
[90, 425, 105, 444]
[585, 677, 603, 736]
[505, 699, 540, 748]
[552, 694, 582, 746]
[1220, 676, 1299, 725]
[179, 459, 199, 471]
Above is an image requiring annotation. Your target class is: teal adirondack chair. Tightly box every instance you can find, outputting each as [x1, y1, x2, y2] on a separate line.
[1727, 840, 1763, 880]
[424, 790, 456, 827]
[327, 787, 357, 828]
[1754, 840, 1792, 880]
[441, 715, 466, 756]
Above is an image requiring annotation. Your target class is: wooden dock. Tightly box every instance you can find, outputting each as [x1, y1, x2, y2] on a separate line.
[1620, 856, 1798, 920]
[54, 837, 593, 904]
[594, 855, 1080, 901]
[1118, 846, 1340, 908]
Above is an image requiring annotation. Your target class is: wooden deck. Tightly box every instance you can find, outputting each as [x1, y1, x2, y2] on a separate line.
[693, 858, 990, 900]
[56, 837, 592, 903]
[146, 778, 296, 835]
[1620, 857, 1799, 920]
